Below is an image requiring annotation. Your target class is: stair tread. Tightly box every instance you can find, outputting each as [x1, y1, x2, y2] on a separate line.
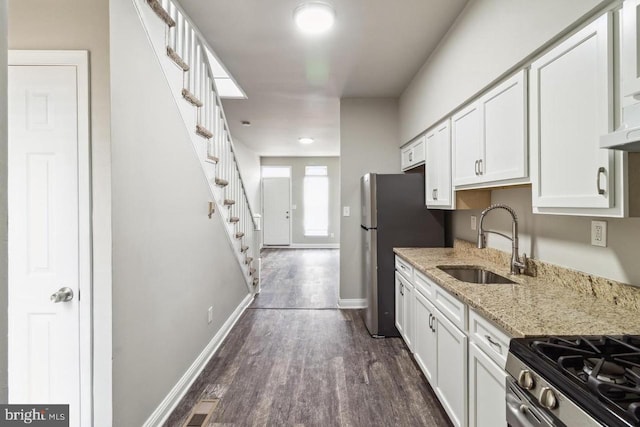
[147, 0, 176, 27]
[196, 125, 213, 139]
[241, 245, 249, 252]
[245, 257, 253, 264]
[224, 199, 236, 206]
[182, 88, 203, 107]
[235, 232, 245, 239]
[167, 46, 189, 72]
[229, 216, 240, 223]
[215, 178, 229, 187]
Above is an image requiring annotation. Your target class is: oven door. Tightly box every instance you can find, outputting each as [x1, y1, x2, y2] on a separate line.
[506, 377, 565, 427]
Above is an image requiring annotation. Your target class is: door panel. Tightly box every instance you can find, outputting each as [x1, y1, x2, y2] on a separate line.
[8, 65, 81, 422]
[262, 177, 291, 245]
[469, 343, 507, 427]
[453, 103, 481, 186]
[531, 13, 613, 208]
[413, 291, 437, 383]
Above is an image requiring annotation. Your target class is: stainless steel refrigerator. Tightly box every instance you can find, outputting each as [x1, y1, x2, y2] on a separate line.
[361, 173, 447, 337]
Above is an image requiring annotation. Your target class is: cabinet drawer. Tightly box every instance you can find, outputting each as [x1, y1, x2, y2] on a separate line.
[414, 269, 434, 301]
[395, 256, 413, 280]
[469, 309, 511, 369]
[434, 285, 467, 331]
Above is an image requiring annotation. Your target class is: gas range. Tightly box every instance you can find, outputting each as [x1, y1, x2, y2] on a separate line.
[506, 335, 640, 427]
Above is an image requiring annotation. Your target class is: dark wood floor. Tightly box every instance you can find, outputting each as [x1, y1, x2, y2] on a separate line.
[164, 249, 452, 427]
[251, 249, 339, 309]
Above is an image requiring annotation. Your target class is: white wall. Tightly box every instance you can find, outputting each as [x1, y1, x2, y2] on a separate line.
[261, 156, 340, 245]
[0, 0, 8, 403]
[339, 98, 400, 300]
[399, 0, 609, 144]
[232, 138, 261, 215]
[8, 0, 112, 419]
[110, 0, 250, 425]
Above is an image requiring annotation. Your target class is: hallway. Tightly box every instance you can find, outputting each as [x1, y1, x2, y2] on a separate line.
[164, 249, 451, 426]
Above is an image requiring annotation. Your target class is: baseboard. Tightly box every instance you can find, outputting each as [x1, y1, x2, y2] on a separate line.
[142, 293, 254, 427]
[337, 298, 367, 309]
[263, 243, 340, 249]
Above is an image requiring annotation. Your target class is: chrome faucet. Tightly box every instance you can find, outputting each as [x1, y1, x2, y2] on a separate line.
[477, 204, 527, 275]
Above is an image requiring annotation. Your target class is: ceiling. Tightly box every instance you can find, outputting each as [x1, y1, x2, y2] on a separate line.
[179, 0, 469, 157]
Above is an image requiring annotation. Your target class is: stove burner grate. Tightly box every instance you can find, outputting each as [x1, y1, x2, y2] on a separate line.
[530, 335, 640, 424]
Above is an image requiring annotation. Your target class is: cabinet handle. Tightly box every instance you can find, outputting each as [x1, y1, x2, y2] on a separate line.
[431, 316, 436, 333]
[485, 334, 502, 350]
[434, 188, 438, 200]
[428, 313, 433, 329]
[409, 151, 413, 162]
[474, 160, 479, 176]
[478, 159, 483, 175]
[400, 283, 404, 296]
[597, 167, 606, 195]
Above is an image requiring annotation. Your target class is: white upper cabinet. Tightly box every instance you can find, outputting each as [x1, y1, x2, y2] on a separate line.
[453, 70, 528, 189]
[426, 119, 454, 209]
[622, 0, 640, 105]
[530, 12, 616, 212]
[481, 71, 528, 183]
[452, 103, 482, 186]
[401, 135, 426, 171]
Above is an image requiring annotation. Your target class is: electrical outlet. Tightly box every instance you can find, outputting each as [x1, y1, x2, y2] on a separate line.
[591, 220, 607, 247]
[343, 206, 350, 217]
[471, 215, 477, 231]
[207, 306, 213, 324]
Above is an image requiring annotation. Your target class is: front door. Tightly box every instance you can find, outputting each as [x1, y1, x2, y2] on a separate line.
[8, 54, 89, 427]
[262, 177, 291, 245]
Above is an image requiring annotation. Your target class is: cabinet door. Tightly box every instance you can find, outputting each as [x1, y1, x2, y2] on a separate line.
[481, 71, 527, 183]
[530, 13, 614, 209]
[401, 146, 413, 171]
[395, 274, 404, 337]
[468, 343, 507, 427]
[453, 102, 482, 187]
[403, 281, 414, 351]
[412, 138, 426, 166]
[623, 0, 640, 101]
[435, 311, 468, 427]
[427, 120, 454, 208]
[413, 290, 437, 384]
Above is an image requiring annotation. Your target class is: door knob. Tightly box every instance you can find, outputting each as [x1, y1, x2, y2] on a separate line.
[51, 287, 74, 303]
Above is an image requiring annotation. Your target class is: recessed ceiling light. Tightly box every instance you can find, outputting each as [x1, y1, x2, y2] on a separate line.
[298, 137, 314, 144]
[241, 120, 251, 127]
[293, 2, 335, 35]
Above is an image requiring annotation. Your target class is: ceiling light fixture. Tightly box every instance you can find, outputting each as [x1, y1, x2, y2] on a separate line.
[298, 137, 314, 144]
[241, 120, 251, 127]
[293, 2, 336, 35]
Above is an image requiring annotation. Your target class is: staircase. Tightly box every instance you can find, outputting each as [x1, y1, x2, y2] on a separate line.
[134, 0, 260, 292]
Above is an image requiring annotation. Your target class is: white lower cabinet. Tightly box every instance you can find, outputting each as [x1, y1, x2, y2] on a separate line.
[395, 272, 405, 338]
[403, 279, 414, 351]
[468, 342, 508, 427]
[414, 290, 437, 383]
[434, 310, 468, 427]
[395, 272, 414, 350]
[396, 256, 511, 427]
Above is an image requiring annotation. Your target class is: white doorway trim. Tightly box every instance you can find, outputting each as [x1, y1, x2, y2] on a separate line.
[8, 50, 93, 426]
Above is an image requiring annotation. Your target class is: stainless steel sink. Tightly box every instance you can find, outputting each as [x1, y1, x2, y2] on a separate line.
[437, 266, 516, 284]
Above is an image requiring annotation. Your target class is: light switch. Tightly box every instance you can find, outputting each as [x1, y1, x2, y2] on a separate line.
[343, 206, 350, 217]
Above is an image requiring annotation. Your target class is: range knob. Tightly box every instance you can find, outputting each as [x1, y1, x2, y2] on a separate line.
[539, 387, 558, 409]
[517, 370, 535, 390]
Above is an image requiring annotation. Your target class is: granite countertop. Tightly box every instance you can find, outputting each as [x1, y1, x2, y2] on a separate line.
[393, 245, 640, 338]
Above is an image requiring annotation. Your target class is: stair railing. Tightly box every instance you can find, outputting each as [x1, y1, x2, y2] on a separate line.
[143, 0, 260, 289]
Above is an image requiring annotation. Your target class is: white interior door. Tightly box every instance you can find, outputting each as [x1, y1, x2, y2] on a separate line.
[262, 177, 291, 245]
[8, 54, 89, 427]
